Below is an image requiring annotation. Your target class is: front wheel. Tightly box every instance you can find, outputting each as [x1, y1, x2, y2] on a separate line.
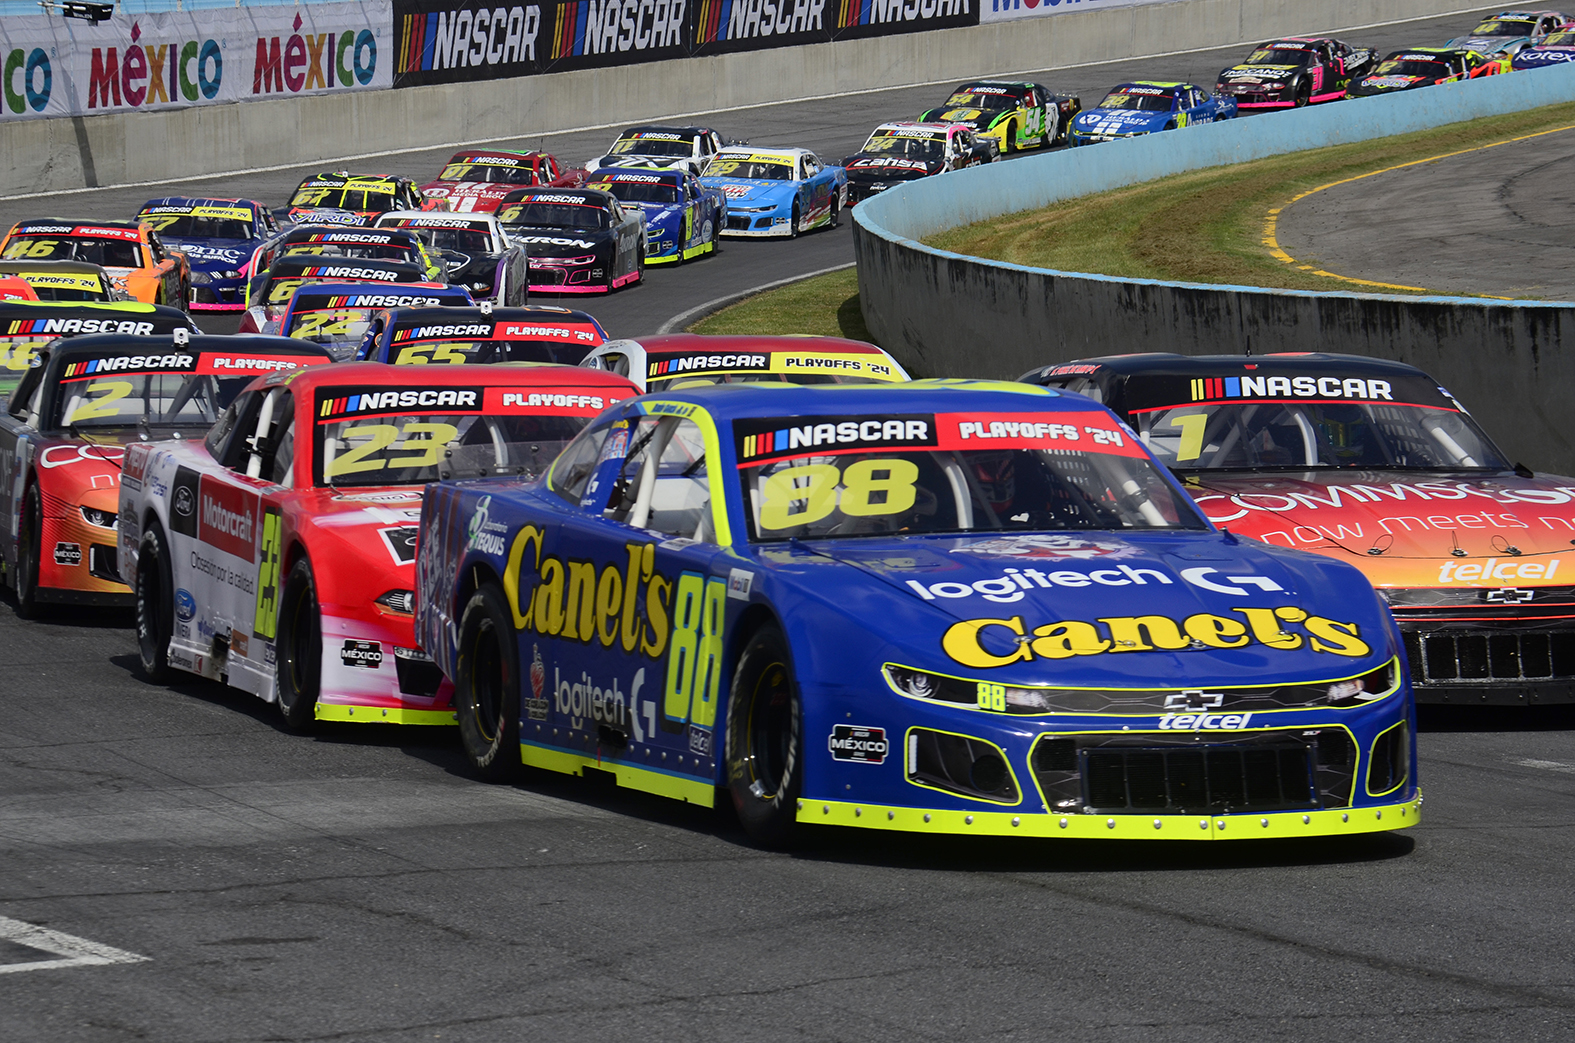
[276, 557, 321, 731]
[789, 202, 801, 239]
[1001, 120, 1016, 154]
[135, 523, 175, 680]
[726, 622, 803, 848]
[454, 584, 523, 782]
[14, 485, 42, 619]
[1293, 82, 1311, 107]
[828, 195, 841, 229]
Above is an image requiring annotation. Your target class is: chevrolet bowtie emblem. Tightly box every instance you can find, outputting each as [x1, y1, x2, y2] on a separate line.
[1164, 690, 1225, 711]
[1485, 588, 1535, 604]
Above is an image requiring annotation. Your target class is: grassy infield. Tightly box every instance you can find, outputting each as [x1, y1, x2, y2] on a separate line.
[693, 100, 1575, 338]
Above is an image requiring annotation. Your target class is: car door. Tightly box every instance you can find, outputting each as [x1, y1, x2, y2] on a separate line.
[546, 408, 731, 774]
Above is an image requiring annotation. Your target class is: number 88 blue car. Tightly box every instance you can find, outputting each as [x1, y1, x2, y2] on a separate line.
[416, 381, 1419, 847]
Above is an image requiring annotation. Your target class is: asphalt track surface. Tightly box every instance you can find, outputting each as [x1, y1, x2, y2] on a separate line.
[1276, 123, 1575, 301]
[9, 7, 1575, 1042]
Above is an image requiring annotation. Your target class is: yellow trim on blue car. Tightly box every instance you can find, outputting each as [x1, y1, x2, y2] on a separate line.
[315, 704, 456, 725]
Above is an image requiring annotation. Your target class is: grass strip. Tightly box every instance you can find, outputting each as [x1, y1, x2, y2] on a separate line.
[689, 266, 870, 339]
[925, 100, 1575, 297]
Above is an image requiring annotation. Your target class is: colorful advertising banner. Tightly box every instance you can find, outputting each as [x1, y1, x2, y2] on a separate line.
[392, 0, 976, 84]
[0, 2, 391, 121]
[981, 0, 1174, 26]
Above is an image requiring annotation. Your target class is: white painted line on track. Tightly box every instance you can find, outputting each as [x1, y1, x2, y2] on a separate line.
[1514, 758, 1575, 775]
[657, 261, 855, 333]
[0, 4, 1495, 204]
[0, 915, 150, 975]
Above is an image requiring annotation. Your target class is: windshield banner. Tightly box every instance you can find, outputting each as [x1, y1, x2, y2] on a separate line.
[0, 2, 391, 121]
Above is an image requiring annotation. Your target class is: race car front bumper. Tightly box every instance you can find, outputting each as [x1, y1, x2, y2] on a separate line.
[722, 211, 793, 236]
[802, 794, 1421, 838]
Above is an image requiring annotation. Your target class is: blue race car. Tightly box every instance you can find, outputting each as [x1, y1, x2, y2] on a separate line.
[276, 282, 473, 360]
[1512, 22, 1575, 67]
[134, 197, 278, 312]
[1445, 10, 1568, 56]
[416, 380, 1420, 847]
[699, 147, 848, 237]
[584, 168, 725, 265]
[1068, 82, 1238, 146]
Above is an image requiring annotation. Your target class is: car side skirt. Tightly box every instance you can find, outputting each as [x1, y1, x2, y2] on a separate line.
[521, 738, 716, 805]
[801, 795, 1422, 839]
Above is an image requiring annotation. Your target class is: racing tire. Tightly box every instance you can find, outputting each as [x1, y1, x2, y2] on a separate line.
[1002, 120, 1016, 154]
[14, 485, 43, 619]
[454, 584, 523, 783]
[135, 523, 175, 681]
[276, 557, 322, 732]
[725, 622, 803, 849]
[789, 202, 802, 239]
[828, 196, 841, 230]
[1294, 82, 1311, 108]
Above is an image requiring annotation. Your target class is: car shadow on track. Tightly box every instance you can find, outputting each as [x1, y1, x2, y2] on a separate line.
[1, 584, 133, 629]
[1418, 704, 1575, 733]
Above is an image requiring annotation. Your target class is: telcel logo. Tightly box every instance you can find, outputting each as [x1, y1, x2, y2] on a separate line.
[1158, 711, 1253, 731]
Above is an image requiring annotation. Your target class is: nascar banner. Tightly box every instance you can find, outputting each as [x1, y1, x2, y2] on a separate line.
[393, 0, 977, 83]
[0, 2, 390, 121]
[981, 0, 1173, 26]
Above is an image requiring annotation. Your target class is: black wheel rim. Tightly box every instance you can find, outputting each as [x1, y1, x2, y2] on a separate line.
[470, 617, 505, 744]
[746, 659, 793, 798]
[136, 546, 163, 665]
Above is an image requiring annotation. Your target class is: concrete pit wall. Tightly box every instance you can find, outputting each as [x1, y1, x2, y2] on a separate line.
[3, 0, 1488, 196]
[852, 62, 1575, 473]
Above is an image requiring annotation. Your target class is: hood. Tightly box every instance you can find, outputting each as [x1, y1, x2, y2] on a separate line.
[506, 229, 609, 256]
[1448, 34, 1522, 51]
[1073, 109, 1170, 133]
[161, 237, 258, 272]
[920, 107, 989, 128]
[1353, 73, 1429, 92]
[286, 208, 372, 226]
[843, 155, 941, 180]
[1219, 63, 1301, 82]
[292, 486, 424, 581]
[755, 530, 1392, 689]
[1184, 470, 1575, 592]
[419, 180, 516, 213]
[704, 179, 790, 206]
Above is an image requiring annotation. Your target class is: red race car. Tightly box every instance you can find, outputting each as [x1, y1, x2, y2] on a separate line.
[420, 149, 588, 214]
[0, 332, 330, 616]
[120, 361, 639, 728]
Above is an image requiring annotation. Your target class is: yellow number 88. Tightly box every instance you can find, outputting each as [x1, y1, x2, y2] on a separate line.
[757, 458, 920, 530]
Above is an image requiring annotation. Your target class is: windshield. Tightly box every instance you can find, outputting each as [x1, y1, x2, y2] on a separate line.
[1244, 47, 1313, 65]
[1471, 18, 1534, 35]
[861, 134, 945, 160]
[1540, 30, 1575, 44]
[438, 162, 539, 185]
[1375, 58, 1448, 75]
[314, 385, 609, 485]
[497, 202, 609, 230]
[289, 185, 398, 212]
[280, 242, 422, 264]
[0, 335, 49, 395]
[137, 213, 256, 240]
[384, 224, 495, 252]
[1098, 89, 1175, 111]
[3, 236, 144, 268]
[593, 180, 679, 204]
[735, 410, 1204, 541]
[1123, 375, 1510, 471]
[649, 370, 880, 392]
[54, 372, 242, 431]
[609, 135, 694, 157]
[944, 90, 1018, 109]
[285, 306, 380, 349]
[702, 157, 794, 180]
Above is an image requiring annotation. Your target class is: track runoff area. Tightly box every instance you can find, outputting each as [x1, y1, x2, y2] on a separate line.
[8, 7, 1575, 1043]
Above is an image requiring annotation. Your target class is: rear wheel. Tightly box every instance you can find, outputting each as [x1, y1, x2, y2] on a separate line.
[276, 558, 321, 732]
[14, 485, 42, 619]
[135, 523, 174, 681]
[726, 623, 803, 848]
[454, 584, 523, 782]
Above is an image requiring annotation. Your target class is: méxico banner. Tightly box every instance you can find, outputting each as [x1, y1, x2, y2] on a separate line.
[0, 2, 390, 121]
[391, 0, 976, 84]
[981, 0, 1173, 25]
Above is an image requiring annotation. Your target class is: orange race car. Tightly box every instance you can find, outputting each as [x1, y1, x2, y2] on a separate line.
[0, 276, 38, 301]
[0, 220, 191, 311]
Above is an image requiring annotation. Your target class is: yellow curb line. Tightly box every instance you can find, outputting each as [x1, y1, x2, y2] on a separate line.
[1262, 121, 1575, 297]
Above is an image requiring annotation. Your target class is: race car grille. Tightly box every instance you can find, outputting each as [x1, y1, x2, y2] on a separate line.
[1403, 628, 1575, 684]
[394, 655, 444, 697]
[530, 268, 568, 285]
[906, 729, 1019, 804]
[726, 215, 753, 230]
[1031, 731, 1353, 814]
[88, 544, 121, 583]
